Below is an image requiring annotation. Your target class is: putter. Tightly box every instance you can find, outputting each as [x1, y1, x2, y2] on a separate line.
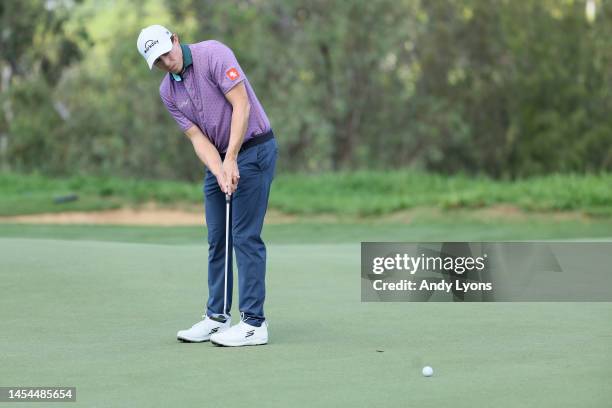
[223, 193, 231, 321]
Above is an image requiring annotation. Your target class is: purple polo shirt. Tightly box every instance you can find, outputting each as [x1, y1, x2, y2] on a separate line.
[159, 40, 271, 153]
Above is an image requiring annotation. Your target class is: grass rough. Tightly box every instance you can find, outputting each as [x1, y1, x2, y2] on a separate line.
[0, 171, 610, 216]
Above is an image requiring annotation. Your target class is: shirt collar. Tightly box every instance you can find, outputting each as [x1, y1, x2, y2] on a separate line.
[170, 44, 192, 82]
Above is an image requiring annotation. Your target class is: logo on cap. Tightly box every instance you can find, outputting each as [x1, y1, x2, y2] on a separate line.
[144, 40, 159, 54]
[226, 68, 240, 81]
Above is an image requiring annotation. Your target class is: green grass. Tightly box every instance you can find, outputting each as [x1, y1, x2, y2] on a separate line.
[1, 234, 610, 407]
[0, 172, 200, 216]
[1, 171, 611, 216]
[2, 216, 612, 245]
[1, 214, 610, 406]
[272, 171, 612, 215]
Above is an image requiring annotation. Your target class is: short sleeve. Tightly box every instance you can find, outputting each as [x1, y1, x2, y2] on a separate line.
[208, 41, 246, 94]
[159, 81, 195, 132]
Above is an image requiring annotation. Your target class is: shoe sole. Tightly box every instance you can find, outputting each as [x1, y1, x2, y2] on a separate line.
[210, 339, 268, 347]
[177, 336, 211, 343]
[177, 325, 231, 343]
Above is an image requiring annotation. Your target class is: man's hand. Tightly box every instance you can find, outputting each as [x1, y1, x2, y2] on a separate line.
[222, 158, 240, 194]
[214, 170, 231, 195]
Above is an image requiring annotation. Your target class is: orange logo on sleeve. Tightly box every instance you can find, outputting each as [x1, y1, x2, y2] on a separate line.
[225, 67, 240, 81]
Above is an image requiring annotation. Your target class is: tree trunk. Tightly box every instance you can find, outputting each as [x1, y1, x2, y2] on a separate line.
[0, 65, 14, 171]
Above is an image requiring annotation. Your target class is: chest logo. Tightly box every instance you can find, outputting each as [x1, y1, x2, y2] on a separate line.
[225, 67, 240, 81]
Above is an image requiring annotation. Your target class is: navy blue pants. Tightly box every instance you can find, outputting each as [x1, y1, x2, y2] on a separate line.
[204, 137, 277, 327]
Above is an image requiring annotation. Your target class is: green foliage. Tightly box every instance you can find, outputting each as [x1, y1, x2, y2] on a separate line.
[1, 0, 611, 178]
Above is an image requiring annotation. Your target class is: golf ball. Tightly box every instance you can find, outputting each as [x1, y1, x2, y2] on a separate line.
[422, 366, 433, 377]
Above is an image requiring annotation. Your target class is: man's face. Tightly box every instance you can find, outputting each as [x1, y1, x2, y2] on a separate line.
[153, 35, 182, 74]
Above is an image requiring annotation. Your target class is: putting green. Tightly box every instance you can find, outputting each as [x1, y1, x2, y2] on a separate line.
[1, 235, 611, 407]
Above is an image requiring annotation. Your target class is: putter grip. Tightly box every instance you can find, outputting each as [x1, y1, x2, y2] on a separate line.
[225, 194, 231, 203]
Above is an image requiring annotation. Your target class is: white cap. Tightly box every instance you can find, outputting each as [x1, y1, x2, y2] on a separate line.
[137, 25, 173, 69]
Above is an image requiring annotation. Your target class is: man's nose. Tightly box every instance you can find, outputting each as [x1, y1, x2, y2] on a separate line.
[160, 55, 171, 65]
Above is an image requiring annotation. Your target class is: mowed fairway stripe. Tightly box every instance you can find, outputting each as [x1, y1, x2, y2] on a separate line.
[1, 238, 611, 407]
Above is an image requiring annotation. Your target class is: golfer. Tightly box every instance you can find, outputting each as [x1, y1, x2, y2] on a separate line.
[137, 25, 277, 346]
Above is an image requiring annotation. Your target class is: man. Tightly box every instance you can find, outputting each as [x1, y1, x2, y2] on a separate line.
[137, 25, 277, 347]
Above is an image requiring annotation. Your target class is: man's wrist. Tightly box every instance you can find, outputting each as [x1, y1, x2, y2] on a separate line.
[224, 151, 238, 161]
[210, 164, 223, 177]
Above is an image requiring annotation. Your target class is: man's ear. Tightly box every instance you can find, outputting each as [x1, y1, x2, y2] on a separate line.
[172, 33, 180, 44]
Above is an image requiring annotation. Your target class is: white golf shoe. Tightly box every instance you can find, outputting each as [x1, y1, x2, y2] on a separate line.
[210, 319, 268, 347]
[177, 315, 231, 343]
